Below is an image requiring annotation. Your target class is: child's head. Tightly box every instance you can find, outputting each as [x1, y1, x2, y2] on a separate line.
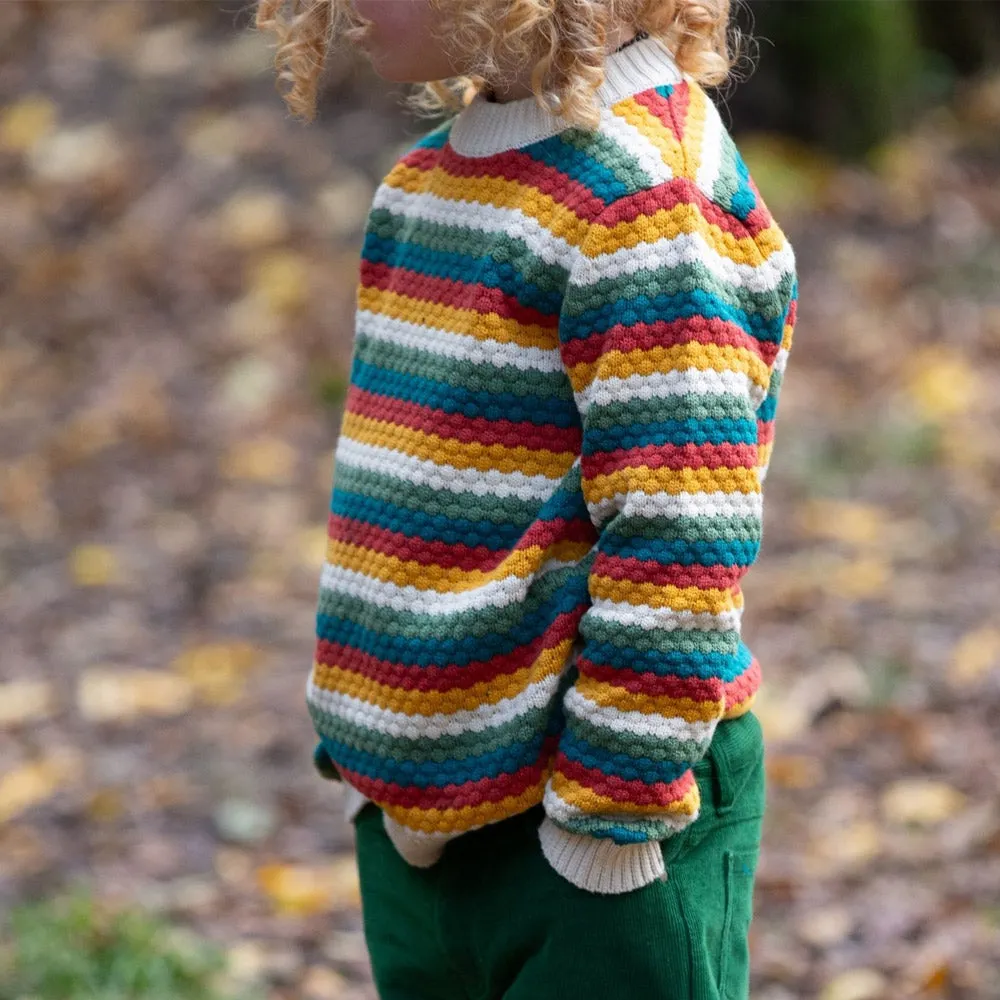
[256, 1, 741, 130]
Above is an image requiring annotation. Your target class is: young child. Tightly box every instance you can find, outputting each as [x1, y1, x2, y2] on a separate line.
[257, 2, 797, 997]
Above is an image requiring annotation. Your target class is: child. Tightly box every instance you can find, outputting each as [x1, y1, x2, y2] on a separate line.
[257, 2, 797, 997]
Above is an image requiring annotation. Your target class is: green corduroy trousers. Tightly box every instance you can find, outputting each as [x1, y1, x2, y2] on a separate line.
[351, 708, 767, 1000]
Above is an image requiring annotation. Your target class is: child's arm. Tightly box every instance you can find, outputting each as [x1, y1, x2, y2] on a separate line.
[540, 176, 797, 893]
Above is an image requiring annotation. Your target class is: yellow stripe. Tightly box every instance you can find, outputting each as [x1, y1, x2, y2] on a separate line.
[757, 440, 773, 470]
[587, 575, 744, 615]
[313, 639, 570, 714]
[549, 774, 701, 818]
[383, 783, 546, 833]
[565, 342, 771, 396]
[611, 96, 687, 180]
[573, 677, 725, 719]
[722, 690, 757, 719]
[681, 81, 708, 181]
[325, 537, 591, 592]
[782, 317, 795, 352]
[340, 411, 576, 478]
[384, 163, 590, 248]
[584, 198, 759, 264]
[585, 464, 760, 502]
[357, 286, 559, 352]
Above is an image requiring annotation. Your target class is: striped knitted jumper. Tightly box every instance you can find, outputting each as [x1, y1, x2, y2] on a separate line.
[308, 34, 798, 894]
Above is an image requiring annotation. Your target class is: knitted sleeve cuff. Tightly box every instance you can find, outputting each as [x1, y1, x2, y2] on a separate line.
[537, 817, 666, 894]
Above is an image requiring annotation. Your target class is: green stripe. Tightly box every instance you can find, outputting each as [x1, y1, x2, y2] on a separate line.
[309, 703, 552, 762]
[318, 559, 585, 641]
[579, 617, 740, 657]
[568, 714, 706, 764]
[354, 333, 573, 402]
[587, 391, 756, 429]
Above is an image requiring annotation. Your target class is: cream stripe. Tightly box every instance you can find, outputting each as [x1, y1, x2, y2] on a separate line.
[355, 308, 564, 374]
[318, 552, 579, 615]
[562, 686, 716, 741]
[601, 102, 676, 187]
[586, 600, 743, 634]
[371, 184, 578, 268]
[695, 94, 725, 199]
[334, 435, 565, 501]
[307, 672, 562, 735]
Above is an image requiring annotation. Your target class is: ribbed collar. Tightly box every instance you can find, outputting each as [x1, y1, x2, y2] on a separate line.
[448, 34, 685, 159]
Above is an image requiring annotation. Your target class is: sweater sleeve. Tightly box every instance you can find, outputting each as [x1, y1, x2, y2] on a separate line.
[539, 179, 796, 894]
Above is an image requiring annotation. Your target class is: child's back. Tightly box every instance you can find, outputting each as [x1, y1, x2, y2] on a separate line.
[260, 6, 797, 997]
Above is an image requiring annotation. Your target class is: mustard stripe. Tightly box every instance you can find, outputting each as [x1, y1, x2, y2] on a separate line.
[549, 774, 700, 817]
[681, 81, 708, 182]
[566, 342, 771, 397]
[313, 647, 567, 715]
[383, 163, 590, 248]
[358, 286, 559, 351]
[587, 575, 745, 615]
[324, 537, 592, 592]
[585, 465, 760, 502]
[383, 783, 546, 833]
[572, 677, 725, 719]
[340, 411, 576, 478]
[611, 96, 687, 180]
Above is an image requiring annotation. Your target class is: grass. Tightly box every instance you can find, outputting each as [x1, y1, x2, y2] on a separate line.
[0, 888, 258, 1000]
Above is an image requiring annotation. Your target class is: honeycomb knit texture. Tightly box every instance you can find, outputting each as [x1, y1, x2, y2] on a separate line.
[308, 34, 798, 894]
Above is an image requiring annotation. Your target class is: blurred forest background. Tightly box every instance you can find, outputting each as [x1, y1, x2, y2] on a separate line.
[1, 1, 999, 998]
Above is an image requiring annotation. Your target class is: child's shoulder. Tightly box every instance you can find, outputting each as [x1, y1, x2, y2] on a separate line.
[580, 77, 778, 235]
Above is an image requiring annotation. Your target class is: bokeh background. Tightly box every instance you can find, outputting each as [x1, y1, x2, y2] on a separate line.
[1, 2, 999, 998]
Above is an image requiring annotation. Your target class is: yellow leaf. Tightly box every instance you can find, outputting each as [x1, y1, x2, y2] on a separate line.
[0, 751, 82, 823]
[819, 968, 888, 1000]
[0, 95, 58, 152]
[172, 641, 260, 705]
[249, 251, 310, 316]
[77, 669, 194, 721]
[904, 347, 980, 422]
[766, 753, 824, 790]
[0, 680, 55, 727]
[297, 527, 329, 570]
[880, 778, 966, 826]
[825, 556, 891, 600]
[795, 500, 888, 547]
[70, 545, 121, 587]
[221, 436, 297, 484]
[257, 858, 360, 915]
[217, 190, 290, 250]
[949, 627, 1000, 685]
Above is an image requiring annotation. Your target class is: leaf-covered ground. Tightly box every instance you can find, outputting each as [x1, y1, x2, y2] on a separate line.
[1, 4, 999, 999]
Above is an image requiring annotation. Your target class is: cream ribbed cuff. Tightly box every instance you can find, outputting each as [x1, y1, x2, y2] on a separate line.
[538, 817, 666, 894]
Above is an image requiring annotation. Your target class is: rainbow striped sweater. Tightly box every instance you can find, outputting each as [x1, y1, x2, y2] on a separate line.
[308, 35, 797, 894]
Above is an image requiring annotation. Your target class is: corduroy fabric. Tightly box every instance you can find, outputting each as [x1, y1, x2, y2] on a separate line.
[352, 709, 767, 1000]
[308, 32, 797, 894]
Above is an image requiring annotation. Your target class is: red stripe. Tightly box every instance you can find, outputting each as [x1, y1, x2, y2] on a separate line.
[583, 441, 759, 477]
[576, 662, 726, 702]
[315, 610, 584, 693]
[633, 86, 686, 145]
[337, 738, 558, 809]
[361, 261, 559, 329]
[591, 552, 749, 590]
[722, 658, 760, 711]
[439, 144, 607, 219]
[346, 385, 581, 453]
[556, 755, 696, 806]
[559, 315, 777, 369]
[757, 418, 775, 446]
[598, 175, 773, 241]
[328, 513, 594, 572]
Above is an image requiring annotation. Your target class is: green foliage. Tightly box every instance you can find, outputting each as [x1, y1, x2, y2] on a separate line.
[0, 889, 250, 1000]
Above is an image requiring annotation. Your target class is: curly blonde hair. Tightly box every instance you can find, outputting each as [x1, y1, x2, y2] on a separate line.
[255, 0, 746, 131]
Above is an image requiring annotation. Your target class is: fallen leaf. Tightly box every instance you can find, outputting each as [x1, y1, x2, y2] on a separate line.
[172, 641, 260, 705]
[217, 189, 291, 249]
[881, 778, 966, 826]
[819, 968, 888, 1000]
[257, 857, 361, 915]
[249, 250, 311, 315]
[0, 751, 82, 823]
[794, 499, 889, 547]
[70, 544, 121, 587]
[948, 626, 1000, 686]
[28, 123, 123, 184]
[904, 347, 981, 422]
[0, 680, 55, 727]
[221, 436, 297, 484]
[77, 668, 194, 721]
[0, 94, 58, 152]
